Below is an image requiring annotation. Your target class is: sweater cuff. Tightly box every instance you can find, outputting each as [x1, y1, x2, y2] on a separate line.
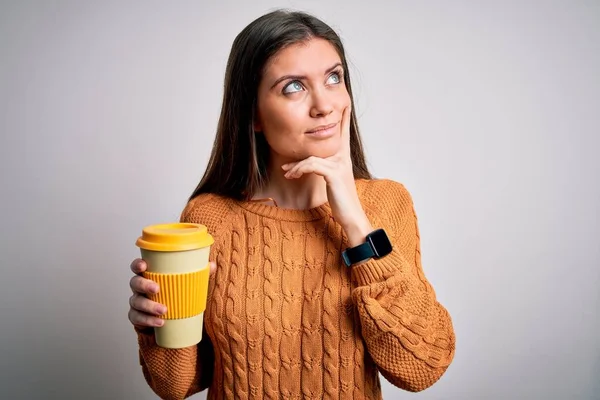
[351, 248, 406, 286]
[135, 326, 157, 347]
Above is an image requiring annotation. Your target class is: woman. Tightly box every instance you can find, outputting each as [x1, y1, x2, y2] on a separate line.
[128, 9, 455, 400]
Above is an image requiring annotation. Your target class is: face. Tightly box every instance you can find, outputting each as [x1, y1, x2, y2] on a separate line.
[255, 38, 351, 162]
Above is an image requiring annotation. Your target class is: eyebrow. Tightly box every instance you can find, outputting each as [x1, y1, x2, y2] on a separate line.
[269, 62, 343, 89]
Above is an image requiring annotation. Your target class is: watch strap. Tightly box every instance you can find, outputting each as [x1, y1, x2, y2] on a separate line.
[342, 241, 375, 267]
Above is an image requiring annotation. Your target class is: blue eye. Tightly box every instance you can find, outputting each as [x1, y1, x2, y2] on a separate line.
[283, 81, 304, 94]
[327, 72, 341, 85]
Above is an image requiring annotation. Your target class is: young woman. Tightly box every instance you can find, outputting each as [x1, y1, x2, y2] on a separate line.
[128, 9, 455, 400]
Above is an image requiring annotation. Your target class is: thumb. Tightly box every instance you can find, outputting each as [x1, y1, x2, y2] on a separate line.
[339, 104, 352, 156]
[341, 104, 351, 140]
[209, 261, 217, 275]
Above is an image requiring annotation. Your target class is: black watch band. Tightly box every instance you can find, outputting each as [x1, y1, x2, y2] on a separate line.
[342, 242, 374, 267]
[342, 228, 393, 267]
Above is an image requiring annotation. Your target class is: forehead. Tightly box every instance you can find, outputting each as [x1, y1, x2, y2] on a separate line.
[263, 38, 342, 78]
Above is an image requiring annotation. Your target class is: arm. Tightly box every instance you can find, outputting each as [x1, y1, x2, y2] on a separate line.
[351, 181, 455, 392]
[279, 107, 454, 391]
[136, 327, 214, 399]
[135, 195, 221, 399]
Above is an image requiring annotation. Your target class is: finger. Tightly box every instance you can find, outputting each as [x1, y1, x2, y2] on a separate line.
[288, 157, 330, 178]
[129, 293, 167, 316]
[281, 162, 296, 172]
[285, 157, 318, 178]
[128, 308, 165, 327]
[341, 104, 352, 151]
[343, 104, 351, 133]
[130, 258, 147, 275]
[286, 157, 334, 179]
[209, 261, 217, 275]
[130, 275, 159, 295]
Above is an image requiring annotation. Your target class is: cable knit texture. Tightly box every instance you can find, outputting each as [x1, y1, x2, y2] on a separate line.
[136, 179, 455, 399]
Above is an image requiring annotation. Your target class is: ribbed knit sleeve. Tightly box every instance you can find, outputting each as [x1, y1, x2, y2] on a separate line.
[136, 326, 214, 399]
[352, 180, 455, 392]
[136, 193, 229, 399]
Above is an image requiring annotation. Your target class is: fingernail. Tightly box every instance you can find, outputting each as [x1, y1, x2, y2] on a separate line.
[151, 284, 159, 294]
[155, 319, 164, 327]
[157, 306, 167, 315]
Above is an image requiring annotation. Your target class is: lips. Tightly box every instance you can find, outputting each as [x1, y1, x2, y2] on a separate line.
[306, 122, 338, 134]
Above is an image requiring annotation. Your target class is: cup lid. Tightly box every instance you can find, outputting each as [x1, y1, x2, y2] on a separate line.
[136, 223, 214, 252]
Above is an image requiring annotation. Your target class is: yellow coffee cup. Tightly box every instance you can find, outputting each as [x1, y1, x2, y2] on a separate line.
[135, 223, 213, 348]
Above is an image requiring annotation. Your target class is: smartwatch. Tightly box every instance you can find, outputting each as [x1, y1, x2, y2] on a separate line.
[342, 228, 393, 267]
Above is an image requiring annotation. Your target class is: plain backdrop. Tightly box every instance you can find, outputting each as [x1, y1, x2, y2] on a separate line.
[1, 1, 599, 399]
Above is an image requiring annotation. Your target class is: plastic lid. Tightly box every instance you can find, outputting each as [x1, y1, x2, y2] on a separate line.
[135, 223, 214, 252]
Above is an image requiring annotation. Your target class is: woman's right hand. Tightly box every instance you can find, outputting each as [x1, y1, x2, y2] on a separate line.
[128, 259, 167, 329]
[128, 258, 218, 330]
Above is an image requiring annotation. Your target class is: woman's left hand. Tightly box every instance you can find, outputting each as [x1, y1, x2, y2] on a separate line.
[281, 106, 373, 246]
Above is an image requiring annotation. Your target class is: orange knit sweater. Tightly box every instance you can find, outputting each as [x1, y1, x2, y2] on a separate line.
[136, 179, 455, 399]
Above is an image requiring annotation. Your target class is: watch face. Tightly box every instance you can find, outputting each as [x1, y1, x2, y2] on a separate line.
[368, 229, 393, 258]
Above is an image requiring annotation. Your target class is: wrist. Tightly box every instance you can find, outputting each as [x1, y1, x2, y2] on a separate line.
[342, 228, 394, 267]
[343, 216, 374, 247]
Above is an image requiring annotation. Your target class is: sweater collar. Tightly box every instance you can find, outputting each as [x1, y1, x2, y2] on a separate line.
[234, 179, 369, 222]
[236, 199, 332, 222]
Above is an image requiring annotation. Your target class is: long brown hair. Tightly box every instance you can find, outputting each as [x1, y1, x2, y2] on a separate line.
[190, 10, 372, 201]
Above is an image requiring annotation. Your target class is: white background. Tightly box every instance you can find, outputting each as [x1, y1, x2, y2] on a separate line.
[1, 1, 599, 399]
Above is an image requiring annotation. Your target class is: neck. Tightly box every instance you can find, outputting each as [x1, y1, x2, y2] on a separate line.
[253, 154, 328, 210]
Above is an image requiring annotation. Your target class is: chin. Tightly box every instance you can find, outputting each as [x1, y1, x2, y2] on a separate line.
[302, 141, 340, 159]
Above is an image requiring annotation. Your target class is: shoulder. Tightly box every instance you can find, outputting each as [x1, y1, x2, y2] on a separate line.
[356, 178, 417, 237]
[356, 178, 414, 210]
[179, 193, 236, 235]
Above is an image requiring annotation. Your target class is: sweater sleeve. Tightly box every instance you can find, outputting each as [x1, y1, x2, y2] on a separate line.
[351, 180, 455, 392]
[135, 194, 224, 399]
[136, 327, 214, 400]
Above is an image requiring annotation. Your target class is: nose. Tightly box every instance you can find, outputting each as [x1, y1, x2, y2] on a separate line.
[309, 89, 334, 118]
